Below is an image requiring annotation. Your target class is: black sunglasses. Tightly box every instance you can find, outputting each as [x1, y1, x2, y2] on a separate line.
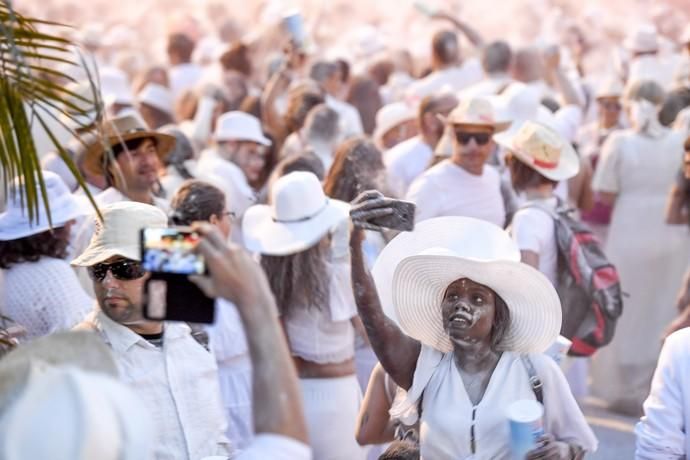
[454, 131, 492, 146]
[88, 259, 146, 282]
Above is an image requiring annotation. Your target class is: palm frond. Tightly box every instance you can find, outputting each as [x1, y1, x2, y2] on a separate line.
[0, 0, 102, 225]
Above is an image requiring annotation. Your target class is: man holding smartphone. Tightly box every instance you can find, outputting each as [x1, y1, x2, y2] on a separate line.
[72, 201, 231, 460]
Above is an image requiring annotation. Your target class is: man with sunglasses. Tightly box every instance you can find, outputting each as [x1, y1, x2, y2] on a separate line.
[406, 97, 511, 227]
[72, 201, 230, 460]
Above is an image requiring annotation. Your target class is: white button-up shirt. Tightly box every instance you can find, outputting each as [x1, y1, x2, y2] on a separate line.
[635, 328, 690, 459]
[77, 310, 230, 460]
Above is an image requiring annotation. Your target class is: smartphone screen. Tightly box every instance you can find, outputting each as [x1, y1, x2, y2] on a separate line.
[141, 227, 206, 275]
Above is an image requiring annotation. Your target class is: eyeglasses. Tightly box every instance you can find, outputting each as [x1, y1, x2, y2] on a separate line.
[88, 259, 146, 282]
[454, 131, 492, 146]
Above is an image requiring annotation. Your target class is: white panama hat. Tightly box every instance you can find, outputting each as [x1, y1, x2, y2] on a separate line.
[214, 111, 272, 146]
[624, 24, 660, 54]
[99, 67, 134, 107]
[372, 216, 562, 354]
[373, 102, 417, 146]
[137, 83, 174, 116]
[494, 120, 580, 182]
[71, 201, 167, 267]
[0, 171, 90, 241]
[242, 171, 350, 256]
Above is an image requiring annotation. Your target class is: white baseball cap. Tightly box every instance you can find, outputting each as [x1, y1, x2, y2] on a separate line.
[214, 111, 272, 146]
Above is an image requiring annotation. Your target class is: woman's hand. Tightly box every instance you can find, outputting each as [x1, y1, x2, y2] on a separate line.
[349, 190, 396, 232]
[190, 222, 273, 309]
[525, 434, 572, 460]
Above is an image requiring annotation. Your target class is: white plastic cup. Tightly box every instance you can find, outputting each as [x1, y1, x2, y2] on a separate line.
[506, 399, 545, 460]
[545, 335, 572, 367]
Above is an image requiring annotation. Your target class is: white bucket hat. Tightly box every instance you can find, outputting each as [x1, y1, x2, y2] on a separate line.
[372, 216, 561, 354]
[137, 83, 174, 116]
[0, 332, 153, 460]
[373, 102, 417, 146]
[242, 171, 350, 256]
[494, 120, 580, 181]
[214, 111, 272, 146]
[625, 24, 659, 54]
[71, 201, 167, 267]
[0, 171, 90, 241]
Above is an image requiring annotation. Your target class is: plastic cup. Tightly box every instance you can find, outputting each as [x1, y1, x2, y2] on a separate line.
[506, 399, 545, 460]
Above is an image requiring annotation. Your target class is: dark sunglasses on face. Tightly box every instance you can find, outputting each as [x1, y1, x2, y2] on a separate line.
[88, 259, 146, 282]
[454, 131, 492, 146]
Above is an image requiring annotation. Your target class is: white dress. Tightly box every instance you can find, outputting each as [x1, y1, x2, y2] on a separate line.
[391, 347, 598, 459]
[590, 128, 690, 412]
[2, 257, 92, 340]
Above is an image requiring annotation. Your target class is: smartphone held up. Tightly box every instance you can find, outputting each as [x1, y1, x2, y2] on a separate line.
[140, 227, 216, 324]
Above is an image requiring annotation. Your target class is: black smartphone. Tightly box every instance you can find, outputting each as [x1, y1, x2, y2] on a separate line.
[140, 227, 215, 324]
[364, 199, 416, 232]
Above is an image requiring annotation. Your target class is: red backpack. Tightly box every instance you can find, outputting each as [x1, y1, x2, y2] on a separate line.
[522, 200, 624, 357]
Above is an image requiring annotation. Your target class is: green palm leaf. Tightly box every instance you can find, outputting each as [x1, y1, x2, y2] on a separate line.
[0, 0, 102, 226]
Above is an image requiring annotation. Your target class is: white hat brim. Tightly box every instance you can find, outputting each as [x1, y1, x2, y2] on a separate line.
[216, 133, 272, 147]
[71, 243, 140, 267]
[494, 129, 580, 181]
[393, 255, 562, 354]
[242, 199, 350, 256]
[0, 194, 91, 241]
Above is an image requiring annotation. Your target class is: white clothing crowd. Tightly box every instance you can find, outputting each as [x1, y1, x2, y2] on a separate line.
[2, 1, 690, 459]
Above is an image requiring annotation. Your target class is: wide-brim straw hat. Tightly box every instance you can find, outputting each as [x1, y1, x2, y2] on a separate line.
[0, 171, 91, 241]
[242, 171, 350, 256]
[83, 113, 175, 177]
[71, 201, 167, 267]
[442, 96, 512, 132]
[372, 216, 562, 354]
[494, 120, 580, 182]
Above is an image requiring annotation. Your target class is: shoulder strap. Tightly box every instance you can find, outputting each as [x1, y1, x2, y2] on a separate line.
[520, 355, 544, 405]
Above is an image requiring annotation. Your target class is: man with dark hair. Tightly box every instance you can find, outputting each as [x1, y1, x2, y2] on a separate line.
[385, 93, 458, 197]
[167, 33, 203, 98]
[461, 40, 514, 98]
[309, 60, 364, 137]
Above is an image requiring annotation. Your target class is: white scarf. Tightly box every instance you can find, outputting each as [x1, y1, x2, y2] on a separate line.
[628, 99, 664, 138]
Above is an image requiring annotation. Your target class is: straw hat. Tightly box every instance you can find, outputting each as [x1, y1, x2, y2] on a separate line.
[83, 113, 176, 177]
[0, 332, 153, 460]
[242, 171, 350, 256]
[214, 111, 272, 146]
[373, 102, 417, 146]
[0, 171, 90, 241]
[494, 120, 580, 181]
[625, 24, 659, 54]
[372, 216, 561, 354]
[71, 201, 167, 267]
[137, 83, 174, 116]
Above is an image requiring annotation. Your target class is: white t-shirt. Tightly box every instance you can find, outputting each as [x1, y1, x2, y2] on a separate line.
[510, 197, 559, 285]
[405, 59, 484, 102]
[406, 159, 506, 227]
[384, 136, 433, 198]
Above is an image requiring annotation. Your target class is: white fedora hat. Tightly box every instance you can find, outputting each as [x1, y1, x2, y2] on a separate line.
[372, 216, 561, 354]
[99, 67, 134, 108]
[0, 171, 90, 241]
[373, 102, 417, 146]
[71, 201, 167, 267]
[625, 24, 659, 53]
[137, 83, 174, 116]
[214, 111, 272, 146]
[242, 171, 350, 256]
[494, 120, 580, 181]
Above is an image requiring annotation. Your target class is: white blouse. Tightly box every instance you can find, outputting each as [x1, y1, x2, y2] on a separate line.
[391, 346, 598, 459]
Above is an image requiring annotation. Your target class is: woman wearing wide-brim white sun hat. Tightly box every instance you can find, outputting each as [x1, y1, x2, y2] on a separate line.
[0, 171, 93, 340]
[346, 208, 597, 458]
[242, 171, 365, 460]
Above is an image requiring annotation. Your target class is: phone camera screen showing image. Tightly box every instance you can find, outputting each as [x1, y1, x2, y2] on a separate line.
[141, 228, 205, 275]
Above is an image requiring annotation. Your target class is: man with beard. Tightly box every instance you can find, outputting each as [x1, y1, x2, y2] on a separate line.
[72, 201, 230, 459]
[384, 93, 457, 198]
[406, 97, 511, 226]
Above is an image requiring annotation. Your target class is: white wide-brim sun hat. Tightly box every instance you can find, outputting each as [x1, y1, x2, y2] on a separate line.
[242, 171, 350, 256]
[0, 171, 91, 241]
[372, 216, 562, 354]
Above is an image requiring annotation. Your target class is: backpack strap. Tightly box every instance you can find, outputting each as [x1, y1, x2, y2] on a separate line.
[520, 355, 544, 405]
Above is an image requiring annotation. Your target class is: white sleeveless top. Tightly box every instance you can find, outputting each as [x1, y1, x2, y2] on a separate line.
[391, 346, 598, 459]
[283, 259, 357, 364]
